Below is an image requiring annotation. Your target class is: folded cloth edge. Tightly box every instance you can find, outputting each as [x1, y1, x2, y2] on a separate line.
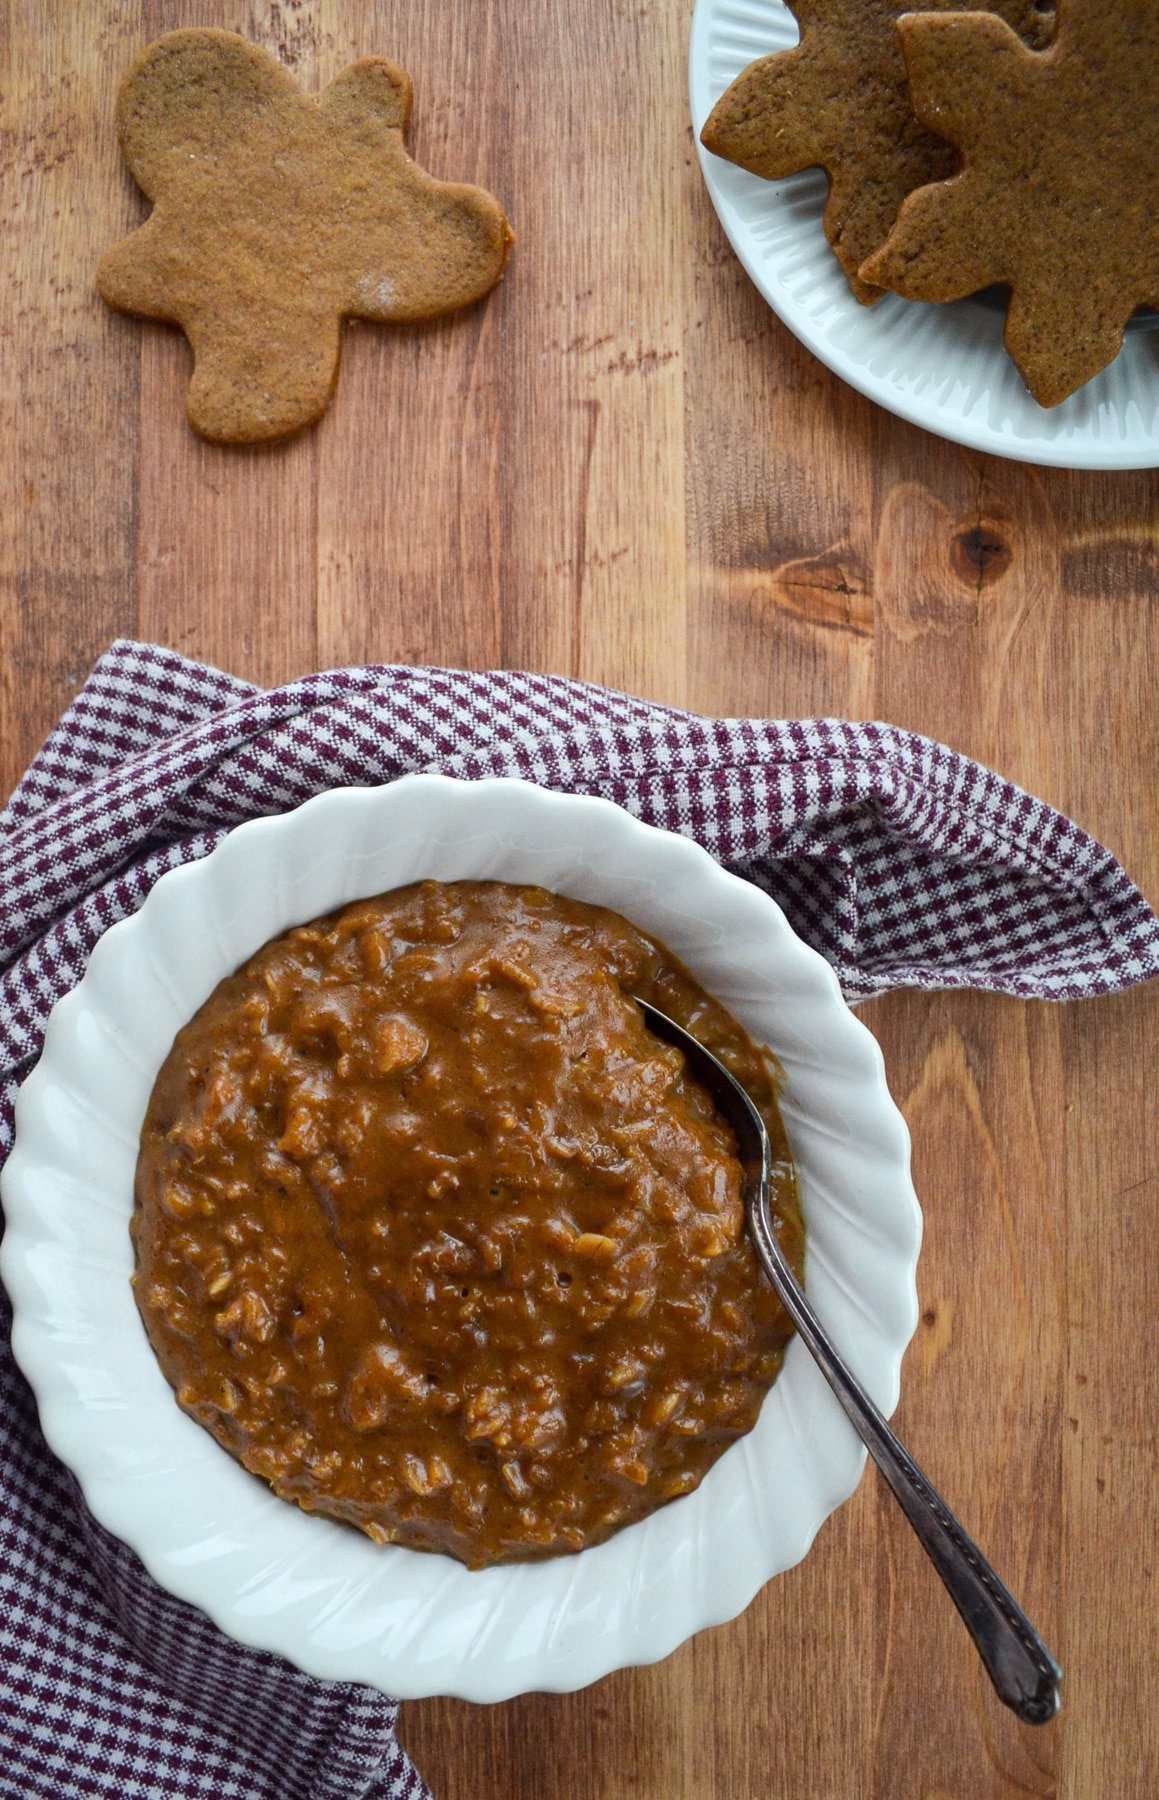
[2, 640, 1156, 1017]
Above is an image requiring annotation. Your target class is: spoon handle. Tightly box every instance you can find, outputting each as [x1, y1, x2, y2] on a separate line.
[747, 1201, 1062, 1725]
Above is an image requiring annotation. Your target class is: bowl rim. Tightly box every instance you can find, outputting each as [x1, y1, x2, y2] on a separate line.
[0, 774, 922, 1701]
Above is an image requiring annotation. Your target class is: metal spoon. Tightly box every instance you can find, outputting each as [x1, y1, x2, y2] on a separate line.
[638, 999, 1062, 1725]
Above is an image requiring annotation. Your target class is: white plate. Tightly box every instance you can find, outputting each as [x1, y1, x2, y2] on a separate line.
[690, 0, 1159, 469]
[0, 777, 921, 1702]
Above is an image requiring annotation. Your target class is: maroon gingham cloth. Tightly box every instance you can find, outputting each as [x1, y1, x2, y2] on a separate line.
[1, 641, 1157, 1800]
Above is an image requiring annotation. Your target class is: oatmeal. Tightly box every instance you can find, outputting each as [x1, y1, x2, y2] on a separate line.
[134, 880, 803, 1567]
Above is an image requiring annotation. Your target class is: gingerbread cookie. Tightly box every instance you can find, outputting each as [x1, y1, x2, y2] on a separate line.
[699, 0, 1054, 304]
[97, 30, 513, 443]
[860, 0, 1159, 404]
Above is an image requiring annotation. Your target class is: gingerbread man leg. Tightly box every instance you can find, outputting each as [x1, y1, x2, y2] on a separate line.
[183, 303, 343, 444]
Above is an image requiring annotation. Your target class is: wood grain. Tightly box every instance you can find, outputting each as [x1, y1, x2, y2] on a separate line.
[1, 3, 1156, 1796]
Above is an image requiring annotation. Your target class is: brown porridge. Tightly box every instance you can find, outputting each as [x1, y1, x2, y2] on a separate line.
[133, 880, 804, 1568]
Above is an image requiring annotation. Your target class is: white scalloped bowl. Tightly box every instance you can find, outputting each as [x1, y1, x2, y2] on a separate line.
[691, 0, 1159, 469]
[0, 777, 920, 1701]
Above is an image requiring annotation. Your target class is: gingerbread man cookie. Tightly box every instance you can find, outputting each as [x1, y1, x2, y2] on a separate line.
[700, 0, 1054, 305]
[861, 0, 1159, 404]
[97, 30, 513, 443]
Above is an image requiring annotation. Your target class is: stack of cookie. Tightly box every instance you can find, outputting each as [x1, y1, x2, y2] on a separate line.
[701, 0, 1159, 406]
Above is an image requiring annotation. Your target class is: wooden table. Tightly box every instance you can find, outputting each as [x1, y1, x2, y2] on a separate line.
[3, 4, 1156, 1796]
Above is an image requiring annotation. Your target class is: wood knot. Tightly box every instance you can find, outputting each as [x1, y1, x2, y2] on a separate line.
[766, 551, 873, 636]
[951, 524, 1012, 589]
[918, 1298, 953, 1374]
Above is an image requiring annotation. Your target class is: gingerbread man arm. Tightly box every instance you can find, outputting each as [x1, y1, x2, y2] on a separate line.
[96, 217, 179, 321]
[700, 50, 817, 181]
[858, 176, 1005, 301]
[342, 179, 513, 324]
[320, 58, 413, 137]
[318, 61, 513, 324]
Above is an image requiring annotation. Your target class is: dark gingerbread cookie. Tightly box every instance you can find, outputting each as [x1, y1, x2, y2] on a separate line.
[860, 0, 1159, 404]
[699, 0, 1054, 305]
[97, 30, 513, 443]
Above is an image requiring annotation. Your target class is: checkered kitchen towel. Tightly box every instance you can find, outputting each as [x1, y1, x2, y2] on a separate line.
[1, 640, 1156, 1800]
